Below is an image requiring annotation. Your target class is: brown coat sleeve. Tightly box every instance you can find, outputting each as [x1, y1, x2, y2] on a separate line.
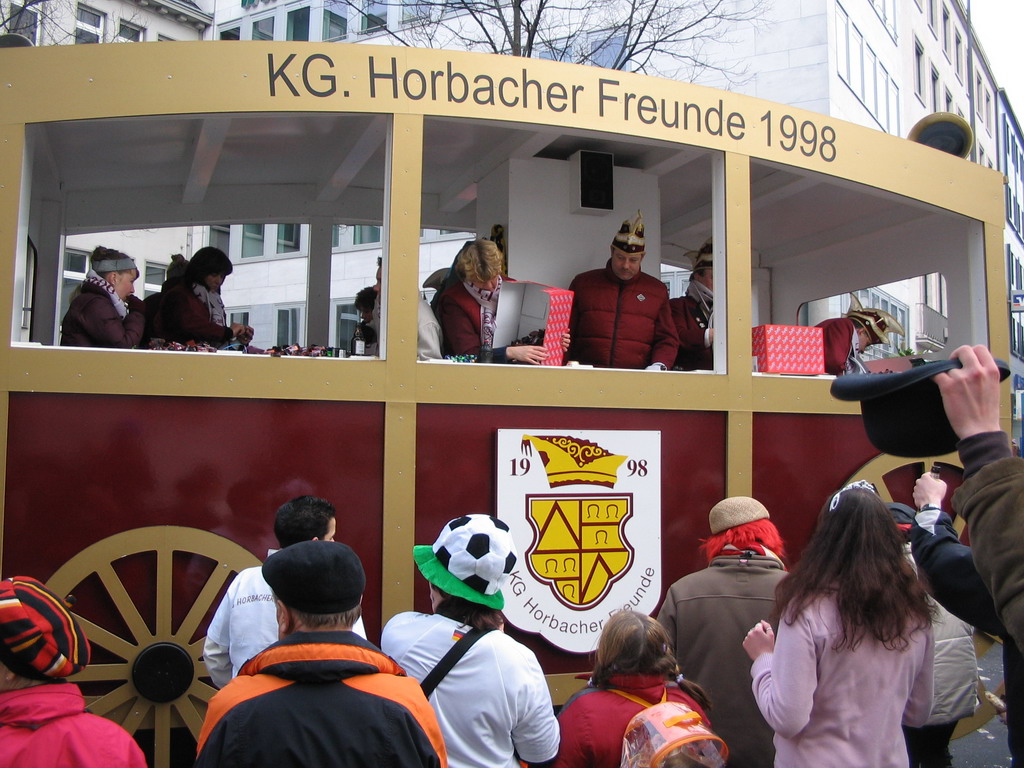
[952, 449, 1024, 649]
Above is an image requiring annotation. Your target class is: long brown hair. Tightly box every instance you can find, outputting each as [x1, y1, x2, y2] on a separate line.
[592, 611, 709, 710]
[774, 488, 932, 651]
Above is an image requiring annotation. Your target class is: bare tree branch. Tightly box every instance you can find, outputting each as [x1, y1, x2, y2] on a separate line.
[326, 0, 770, 81]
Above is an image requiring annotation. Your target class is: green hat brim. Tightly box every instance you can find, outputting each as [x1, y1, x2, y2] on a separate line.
[413, 545, 505, 610]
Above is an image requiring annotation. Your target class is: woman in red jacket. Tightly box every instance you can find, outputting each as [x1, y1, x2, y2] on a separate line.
[435, 238, 551, 364]
[555, 611, 714, 768]
[60, 246, 146, 348]
[155, 246, 253, 346]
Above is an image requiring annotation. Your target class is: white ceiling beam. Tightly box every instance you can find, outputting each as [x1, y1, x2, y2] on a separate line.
[182, 117, 231, 205]
[315, 115, 388, 203]
[438, 131, 556, 213]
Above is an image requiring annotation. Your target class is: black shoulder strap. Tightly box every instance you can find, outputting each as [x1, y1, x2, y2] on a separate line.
[420, 627, 492, 698]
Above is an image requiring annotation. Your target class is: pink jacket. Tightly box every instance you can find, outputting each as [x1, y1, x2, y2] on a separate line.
[751, 596, 934, 768]
[0, 683, 146, 767]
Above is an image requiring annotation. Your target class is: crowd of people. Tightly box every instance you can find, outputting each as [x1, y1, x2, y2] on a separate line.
[7, 345, 1019, 767]
[60, 217, 904, 374]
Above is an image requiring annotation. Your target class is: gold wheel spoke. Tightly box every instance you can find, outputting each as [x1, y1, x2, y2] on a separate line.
[72, 662, 130, 683]
[154, 704, 171, 768]
[88, 683, 137, 718]
[187, 677, 218, 704]
[174, 696, 207, 739]
[120, 698, 152, 735]
[97, 563, 152, 645]
[155, 544, 173, 637]
[74, 615, 138, 660]
[175, 565, 233, 644]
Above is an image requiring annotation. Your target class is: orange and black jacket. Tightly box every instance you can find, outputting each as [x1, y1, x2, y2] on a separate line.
[196, 630, 447, 768]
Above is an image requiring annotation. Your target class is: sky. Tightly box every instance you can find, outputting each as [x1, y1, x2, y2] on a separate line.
[971, 0, 1024, 116]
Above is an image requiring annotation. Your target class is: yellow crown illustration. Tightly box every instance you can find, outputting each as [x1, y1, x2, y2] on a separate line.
[521, 435, 628, 488]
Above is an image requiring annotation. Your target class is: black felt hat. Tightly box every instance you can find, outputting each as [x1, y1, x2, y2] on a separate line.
[830, 358, 1010, 458]
[263, 540, 365, 614]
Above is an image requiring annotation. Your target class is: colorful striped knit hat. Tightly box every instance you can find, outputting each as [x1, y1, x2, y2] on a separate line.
[0, 576, 89, 680]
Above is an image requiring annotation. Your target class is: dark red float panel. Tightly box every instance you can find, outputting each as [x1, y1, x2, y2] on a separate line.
[3, 392, 385, 639]
[414, 404, 728, 672]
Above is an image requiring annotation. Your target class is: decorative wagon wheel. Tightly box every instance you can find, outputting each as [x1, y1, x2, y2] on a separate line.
[846, 452, 1003, 739]
[46, 526, 260, 768]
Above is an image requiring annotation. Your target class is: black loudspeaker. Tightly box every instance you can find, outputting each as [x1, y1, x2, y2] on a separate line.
[572, 151, 614, 212]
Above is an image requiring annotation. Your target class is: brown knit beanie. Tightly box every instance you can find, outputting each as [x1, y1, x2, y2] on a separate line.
[708, 496, 770, 534]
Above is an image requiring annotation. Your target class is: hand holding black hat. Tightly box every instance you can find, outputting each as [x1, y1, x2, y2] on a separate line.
[934, 345, 1003, 440]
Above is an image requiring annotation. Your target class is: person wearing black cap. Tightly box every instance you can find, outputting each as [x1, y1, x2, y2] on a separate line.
[0, 575, 146, 766]
[204, 495, 366, 689]
[195, 541, 447, 768]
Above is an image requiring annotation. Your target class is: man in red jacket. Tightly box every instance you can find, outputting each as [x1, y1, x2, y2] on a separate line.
[567, 211, 679, 370]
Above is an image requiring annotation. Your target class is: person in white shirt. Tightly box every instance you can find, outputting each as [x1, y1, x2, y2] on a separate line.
[203, 495, 364, 687]
[382, 515, 559, 768]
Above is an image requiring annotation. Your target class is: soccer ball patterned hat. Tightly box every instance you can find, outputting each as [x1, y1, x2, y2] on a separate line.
[414, 515, 518, 610]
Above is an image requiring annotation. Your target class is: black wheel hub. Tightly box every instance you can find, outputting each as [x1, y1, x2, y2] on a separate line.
[131, 642, 194, 703]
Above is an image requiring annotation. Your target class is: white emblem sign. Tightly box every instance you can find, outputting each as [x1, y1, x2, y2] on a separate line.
[496, 429, 661, 654]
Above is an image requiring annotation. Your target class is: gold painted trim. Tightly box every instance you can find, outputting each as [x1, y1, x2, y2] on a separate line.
[380, 114, 425, 623]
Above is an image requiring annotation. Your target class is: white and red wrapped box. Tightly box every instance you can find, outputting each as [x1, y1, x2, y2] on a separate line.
[751, 325, 825, 375]
[493, 281, 574, 366]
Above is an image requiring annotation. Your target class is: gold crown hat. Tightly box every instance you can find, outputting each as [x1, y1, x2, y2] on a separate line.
[846, 294, 906, 346]
[520, 435, 628, 488]
[685, 238, 713, 272]
[612, 211, 645, 254]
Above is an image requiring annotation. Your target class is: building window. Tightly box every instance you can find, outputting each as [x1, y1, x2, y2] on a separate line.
[116, 21, 143, 42]
[287, 7, 310, 41]
[353, 225, 381, 245]
[323, 9, 347, 41]
[954, 32, 963, 81]
[241, 224, 266, 259]
[276, 306, 303, 347]
[914, 39, 925, 101]
[590, 31, 625, 70]
[229, 309, 250, 327]
[220, 26, 240, 40]
[927, 0, 937, 33]
[276, 224, 301, 254]
[944, 89, 953, 113]
[865, 47, 878, 114]
[252, 16, 275, 41]
[210, 225, 231, 253]
[334, 301, 358, 347]
[930, 68, 940, 112]
[60, 249, 89, 321]
[402, 0, 428, 23]
[836, 5, 850, 83]
[75, 6, 104, 44]
[9, 4, 38, 45]
[144, 262, 166, 296]
[362, 0, 386, 33]
[941, 6, 950, 57]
